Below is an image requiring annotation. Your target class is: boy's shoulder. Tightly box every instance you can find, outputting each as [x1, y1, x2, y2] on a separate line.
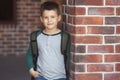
[31, 29, 42, 35]
[30, 29, 42, 41]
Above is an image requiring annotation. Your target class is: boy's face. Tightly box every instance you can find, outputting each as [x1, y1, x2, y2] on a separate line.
[40, 10, 61, 30]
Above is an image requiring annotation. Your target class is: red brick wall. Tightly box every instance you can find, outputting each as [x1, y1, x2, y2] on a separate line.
[1, 0, 120, 79]
[0, 0, 41, 55]
[63, 0, 120, 80]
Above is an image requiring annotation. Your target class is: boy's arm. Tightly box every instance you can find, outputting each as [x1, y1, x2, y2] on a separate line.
[26, 44, 34, 70]
[26, 44, 42, 78]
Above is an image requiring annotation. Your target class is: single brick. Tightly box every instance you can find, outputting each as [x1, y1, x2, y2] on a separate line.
[74, 0, 103, 5]
[71, 45, 86, 53]
[88, 7, 114, 15]
[116, 7, 120, 15]
[106, 0, 120, 5]
[105, 55, 120, 62]
[73, 55, 85, 63]
[71, 63, 85, 72]
[75, 73, 102, 80]
[115, 45, 120, 53]
[87, 64, 114, 72]
[87, 26, 114, 34]
[105, 36, 120, 43]
[85, 55, 102, 63]
[76, 45, 86, 53]
[73, 55, 102, 63]
[74, 17, 103, 25]
[115, 64, 120, 71]
[74, 36, 102, 44]
[75, 26, 86, 34]
[68, 25, 86, 34]
[105, 17, 120, 24]
[104, 73, 120, 80]
[88, 45, 114, 53]
[116, 26, 120, 34]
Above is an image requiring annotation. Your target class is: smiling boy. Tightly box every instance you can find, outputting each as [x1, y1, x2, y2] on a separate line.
[26, 1, 71, 80]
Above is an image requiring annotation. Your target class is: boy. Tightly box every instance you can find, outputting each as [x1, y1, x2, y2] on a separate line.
[26, 1, 71, 80]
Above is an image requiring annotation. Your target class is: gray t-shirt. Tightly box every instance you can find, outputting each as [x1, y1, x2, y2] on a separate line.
[36, 31, 66, 80]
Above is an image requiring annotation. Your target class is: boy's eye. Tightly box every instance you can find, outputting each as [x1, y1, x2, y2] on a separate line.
[51, 16, 55, 18]
[44, 17, 48, 19]
[43, 16, 56, 19]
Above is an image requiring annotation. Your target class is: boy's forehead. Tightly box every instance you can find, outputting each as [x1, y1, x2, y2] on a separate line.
[42, 10, 58, 15]
[43, 10, 57, 12]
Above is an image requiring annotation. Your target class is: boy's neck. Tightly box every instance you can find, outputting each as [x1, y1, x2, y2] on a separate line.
[43, 28, 61, 34]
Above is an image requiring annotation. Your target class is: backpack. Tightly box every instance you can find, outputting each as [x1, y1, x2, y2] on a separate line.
[30, 29, 70, 69]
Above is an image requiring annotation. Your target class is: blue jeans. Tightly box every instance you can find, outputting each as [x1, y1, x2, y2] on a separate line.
[35, 76, 47, 80]
[35, 76, 66, 80]
[55, 78, 66, 80]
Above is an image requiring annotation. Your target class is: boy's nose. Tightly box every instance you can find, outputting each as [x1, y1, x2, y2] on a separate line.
[48, 18, 51, 22]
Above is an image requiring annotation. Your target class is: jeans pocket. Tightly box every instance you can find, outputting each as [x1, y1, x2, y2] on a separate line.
[36, 76, 47, 80]
[35, 76, 41, 79]
[35, 76, 45, 80]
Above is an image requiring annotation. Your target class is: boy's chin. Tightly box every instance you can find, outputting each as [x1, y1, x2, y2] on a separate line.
[46, 26, 57, 29]
[45, 27, 55, 30]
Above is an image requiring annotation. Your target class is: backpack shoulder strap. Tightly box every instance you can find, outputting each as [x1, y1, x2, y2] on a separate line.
[31, 31, 39, 56]
[61, 31, 69, 55]
[30, 30, 42, 69]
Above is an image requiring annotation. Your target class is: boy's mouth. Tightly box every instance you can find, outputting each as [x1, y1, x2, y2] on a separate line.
[47, 23, 53, 25]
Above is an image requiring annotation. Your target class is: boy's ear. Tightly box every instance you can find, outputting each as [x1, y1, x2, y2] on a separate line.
[40, 16, 43, 22]
[58, 15, 62, 21]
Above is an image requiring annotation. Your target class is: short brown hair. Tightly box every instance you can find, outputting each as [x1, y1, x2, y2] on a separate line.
[40, 1, 60, 16]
